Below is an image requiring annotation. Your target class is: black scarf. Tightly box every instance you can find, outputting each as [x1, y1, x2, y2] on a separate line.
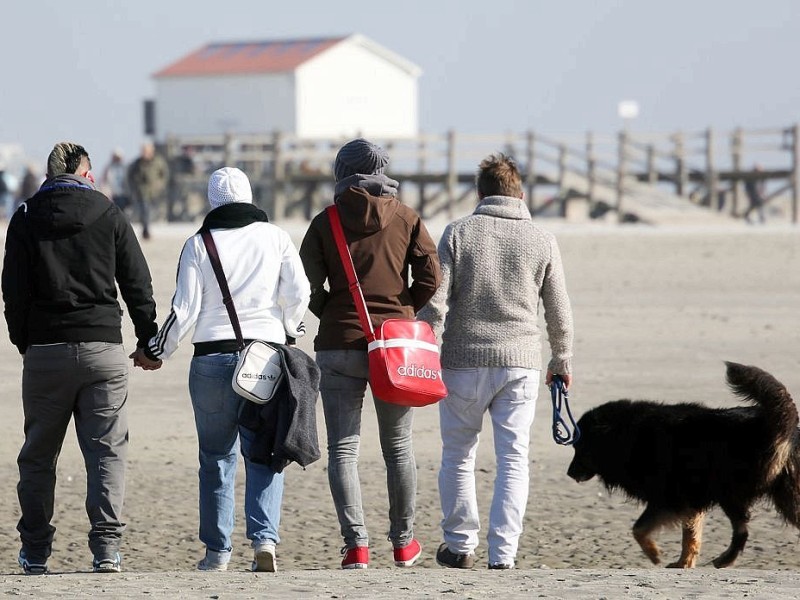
[198, 202, 269, 232]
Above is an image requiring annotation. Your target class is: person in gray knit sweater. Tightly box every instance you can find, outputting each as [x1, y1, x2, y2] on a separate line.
[418, 153, 574, 570]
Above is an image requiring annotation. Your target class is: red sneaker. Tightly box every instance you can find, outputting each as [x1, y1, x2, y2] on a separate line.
[393, 538, 422, 567]
[341, 546, 369, 569]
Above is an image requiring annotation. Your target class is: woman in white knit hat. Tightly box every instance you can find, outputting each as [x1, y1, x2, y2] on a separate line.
[132, 167, 311, 573]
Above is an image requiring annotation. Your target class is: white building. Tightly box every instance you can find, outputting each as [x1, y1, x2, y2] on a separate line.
[152, 34, 422, 140]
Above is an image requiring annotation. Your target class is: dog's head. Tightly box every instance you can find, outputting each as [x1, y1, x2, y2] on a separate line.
[566, 400, 635, 483]
[567, 436, 597, 483]
[566, 410, 600, 482]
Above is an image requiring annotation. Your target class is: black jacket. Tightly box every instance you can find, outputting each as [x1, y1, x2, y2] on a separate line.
[238, 344, 321, 473]
[2, 175, 157, 353]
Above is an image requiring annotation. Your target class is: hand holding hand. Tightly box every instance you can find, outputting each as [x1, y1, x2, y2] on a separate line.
[129, 348, 163, 371]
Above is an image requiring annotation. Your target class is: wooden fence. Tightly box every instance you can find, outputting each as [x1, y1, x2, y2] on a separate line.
[161, 125, 800, 224]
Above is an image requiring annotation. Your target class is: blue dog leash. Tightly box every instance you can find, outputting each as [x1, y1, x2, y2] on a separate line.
[550, 375, 580, 445]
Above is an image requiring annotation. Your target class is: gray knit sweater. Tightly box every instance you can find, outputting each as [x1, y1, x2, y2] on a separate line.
[418, 196, 573, 374]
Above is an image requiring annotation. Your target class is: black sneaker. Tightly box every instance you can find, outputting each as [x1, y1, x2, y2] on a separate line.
[18, 551, 48, 575]
[488, 562, 514, 570]
[435, 543, 474, 569]
[93, 553, 122, 573]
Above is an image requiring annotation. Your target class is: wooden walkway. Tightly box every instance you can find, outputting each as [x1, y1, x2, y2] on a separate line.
[161, 125, 800, 224]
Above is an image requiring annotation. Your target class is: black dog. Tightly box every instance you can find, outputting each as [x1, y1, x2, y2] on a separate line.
[567, 362, 800, 568]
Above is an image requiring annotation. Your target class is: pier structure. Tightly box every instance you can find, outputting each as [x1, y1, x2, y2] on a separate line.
[162, 125, 800, 225]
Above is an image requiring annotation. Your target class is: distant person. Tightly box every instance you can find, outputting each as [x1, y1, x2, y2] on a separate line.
[131, 167, 312, 573]
[2, 142, 158, 575]
[16, 164, 42, 210]
[101, 149, 130, 211]
[299, 138, 441, 570]
[418, 153, 574, 570]
[0, 166, 19, 220]
[168, 145, 197, 222]
[127, 142, 169, 239]
[744, 164, 767, 224]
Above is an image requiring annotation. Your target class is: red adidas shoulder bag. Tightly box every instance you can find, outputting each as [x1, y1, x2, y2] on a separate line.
[327, 205, 447, 407]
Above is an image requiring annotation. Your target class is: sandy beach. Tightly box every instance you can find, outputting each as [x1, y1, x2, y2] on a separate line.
[2, 219, 800, 598]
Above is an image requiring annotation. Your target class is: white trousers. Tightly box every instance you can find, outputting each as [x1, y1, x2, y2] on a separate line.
[438, 366, 540, 566]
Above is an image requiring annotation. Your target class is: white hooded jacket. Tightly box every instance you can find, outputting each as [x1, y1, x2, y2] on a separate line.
[147, 219, 310, 360]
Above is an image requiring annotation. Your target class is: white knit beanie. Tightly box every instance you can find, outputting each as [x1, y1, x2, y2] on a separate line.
[208, 167, 253, 209]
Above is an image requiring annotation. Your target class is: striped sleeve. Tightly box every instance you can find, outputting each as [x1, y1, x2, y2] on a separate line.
[147, 238, 204, 360]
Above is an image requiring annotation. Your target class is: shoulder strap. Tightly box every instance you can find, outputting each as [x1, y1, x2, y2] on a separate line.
[200, 230, 245, 350]
[326, 205, 375, 342]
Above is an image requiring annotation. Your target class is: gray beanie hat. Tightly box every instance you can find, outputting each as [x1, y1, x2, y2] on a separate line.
[208, 167, 253, 209]
[333, 138, 389, 182]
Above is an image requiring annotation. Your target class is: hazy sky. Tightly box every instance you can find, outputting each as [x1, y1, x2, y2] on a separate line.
[1, 0, 798, 172]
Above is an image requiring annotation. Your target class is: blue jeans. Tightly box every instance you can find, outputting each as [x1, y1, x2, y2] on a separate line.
[189, 353, 284, 553]
[316, 350, 416, 549]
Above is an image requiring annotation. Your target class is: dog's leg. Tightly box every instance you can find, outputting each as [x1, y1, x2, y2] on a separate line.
[713, 504, 750, 568]
[667, 511, 705, 568]
[632, 505, 666, 565]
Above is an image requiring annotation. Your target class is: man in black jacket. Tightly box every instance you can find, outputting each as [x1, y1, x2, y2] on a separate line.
[2, 142, 159, 575]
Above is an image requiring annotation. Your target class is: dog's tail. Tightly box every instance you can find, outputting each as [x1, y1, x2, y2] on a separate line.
[770, 437, 800, 529]
[725, 361, 798, 482]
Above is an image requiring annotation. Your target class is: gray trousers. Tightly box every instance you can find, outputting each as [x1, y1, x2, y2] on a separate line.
[17, 342, 129, 562]
[316, 349, 416, 549]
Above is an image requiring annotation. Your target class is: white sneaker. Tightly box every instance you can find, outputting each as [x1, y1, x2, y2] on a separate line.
[252, 543, 277, 572]
[197, 548, 230, 571]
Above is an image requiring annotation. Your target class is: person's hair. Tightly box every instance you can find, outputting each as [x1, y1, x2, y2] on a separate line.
[47, 142, 91, 177]
[476, 153, 523, 198]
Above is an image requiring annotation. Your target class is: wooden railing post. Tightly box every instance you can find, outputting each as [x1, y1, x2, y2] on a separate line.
[223, 133, 234, 167]
[557, 144, 568, 218]
[673, 131, 686, 197]
[646, 144, 657, 184]
[272, 130, 285, 220]
[617, 130, 628, 220]
[731, 128, 743, 217]
[586, 131, 596, 209]
[705, 127, 717, 208]
[417, 136, 427, 218]
[793, 124, 800, 224]
[446, 130, 457, 219]
[526, 131, 536, 213]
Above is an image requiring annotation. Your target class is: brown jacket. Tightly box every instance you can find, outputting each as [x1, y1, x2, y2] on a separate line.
[299, 186, 441, 351]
